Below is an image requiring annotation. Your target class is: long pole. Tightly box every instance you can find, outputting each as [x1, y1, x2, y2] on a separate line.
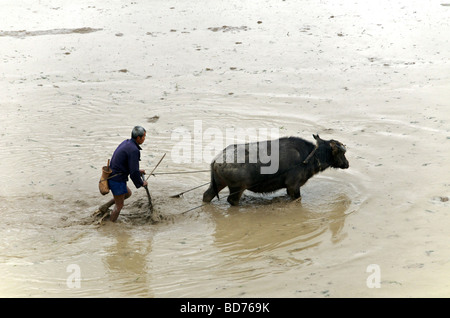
[141, 173, 153, 214]
[146, 153, 166, 181]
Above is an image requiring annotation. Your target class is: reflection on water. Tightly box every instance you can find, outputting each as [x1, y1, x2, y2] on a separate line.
[200, 178, 354, 284]
[101, 227, 154, 297]
[211, 191, 350, 258]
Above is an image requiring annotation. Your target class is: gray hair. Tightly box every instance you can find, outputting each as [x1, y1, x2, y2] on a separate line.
[131, 126, 146, 139]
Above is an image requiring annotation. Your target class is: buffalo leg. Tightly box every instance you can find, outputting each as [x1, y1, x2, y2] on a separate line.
[227, 187, 244, 206]
[287, 186, 301, 200]
[203, 183, 226, 202]
[203, 185, 215, 202]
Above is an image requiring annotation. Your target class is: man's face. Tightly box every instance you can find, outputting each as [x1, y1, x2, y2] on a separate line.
[136, 132, 146, 145]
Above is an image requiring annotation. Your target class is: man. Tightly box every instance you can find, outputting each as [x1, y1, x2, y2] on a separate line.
[99, 126, 148, 222]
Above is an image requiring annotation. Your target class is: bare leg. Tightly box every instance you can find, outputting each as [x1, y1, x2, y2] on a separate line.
[110, 187, 132, 222]
[99, 198, 115, 214]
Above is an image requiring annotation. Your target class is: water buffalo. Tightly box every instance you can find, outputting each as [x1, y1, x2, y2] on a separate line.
[202, 134, 349, 205]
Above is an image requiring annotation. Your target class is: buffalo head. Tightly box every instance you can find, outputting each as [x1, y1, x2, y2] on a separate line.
[313, 134, 349, 169]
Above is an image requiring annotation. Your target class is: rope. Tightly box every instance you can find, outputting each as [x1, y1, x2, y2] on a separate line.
[178, 186, 253, 215]
[98, 173, 121, 183]
[150, 170, 210, 176]
[170, 182, 211, 198]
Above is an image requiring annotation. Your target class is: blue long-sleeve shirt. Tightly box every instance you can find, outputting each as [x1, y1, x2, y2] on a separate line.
[109, 139, 143, 188]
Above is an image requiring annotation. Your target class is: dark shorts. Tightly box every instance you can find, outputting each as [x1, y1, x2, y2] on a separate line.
[108, 180, 128, 196]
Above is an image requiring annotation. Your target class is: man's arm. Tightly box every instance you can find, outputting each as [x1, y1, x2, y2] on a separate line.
[129, 150, 144, 188]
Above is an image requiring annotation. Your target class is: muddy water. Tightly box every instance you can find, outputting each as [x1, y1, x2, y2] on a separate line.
[1, 0, 449, 297]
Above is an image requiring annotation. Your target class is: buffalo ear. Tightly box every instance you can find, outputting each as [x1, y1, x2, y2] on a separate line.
[313, 134, 321, 144]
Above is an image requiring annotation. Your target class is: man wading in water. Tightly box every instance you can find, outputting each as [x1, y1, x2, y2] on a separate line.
[99, 126, 148, 222]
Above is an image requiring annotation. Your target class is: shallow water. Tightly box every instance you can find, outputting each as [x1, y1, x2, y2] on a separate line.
[0, 0, 449, 297]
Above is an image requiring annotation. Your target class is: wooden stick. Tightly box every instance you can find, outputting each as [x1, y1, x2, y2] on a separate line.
[146, 153, 166, 181]
[141, 173, 153, 214]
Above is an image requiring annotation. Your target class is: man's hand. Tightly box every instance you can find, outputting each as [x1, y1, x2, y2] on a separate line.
[140, 170, 148, 187]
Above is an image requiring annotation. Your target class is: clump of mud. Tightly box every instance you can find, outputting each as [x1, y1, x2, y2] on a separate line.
[207, 25, 249, 32]
[91, 197, 174, 226]
[0, 27, 102, 38]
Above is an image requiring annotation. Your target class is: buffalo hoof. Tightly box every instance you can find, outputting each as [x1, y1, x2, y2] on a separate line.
[227, 197, 240, 206]
[202, 188, 216, 202]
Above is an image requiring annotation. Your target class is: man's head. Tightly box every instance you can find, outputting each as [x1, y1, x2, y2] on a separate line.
[131, 126, 146, 145]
